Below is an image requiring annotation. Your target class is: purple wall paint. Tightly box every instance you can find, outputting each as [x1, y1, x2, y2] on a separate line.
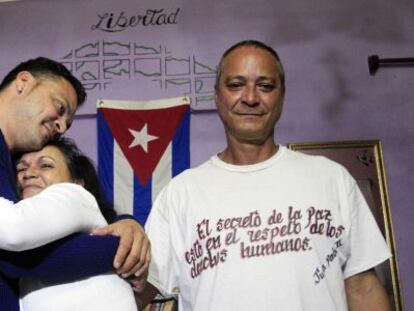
[1, 0, 413, 308]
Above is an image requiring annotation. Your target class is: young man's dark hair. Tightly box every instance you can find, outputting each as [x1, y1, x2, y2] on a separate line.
[0, 57, 86, 107]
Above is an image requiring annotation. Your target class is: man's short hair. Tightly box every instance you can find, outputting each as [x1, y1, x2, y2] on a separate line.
[215, 40, 285, 93]
[0, 57, 86, 107]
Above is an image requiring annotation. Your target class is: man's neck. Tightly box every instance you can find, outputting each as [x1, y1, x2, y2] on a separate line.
[218, 137, 278, 165]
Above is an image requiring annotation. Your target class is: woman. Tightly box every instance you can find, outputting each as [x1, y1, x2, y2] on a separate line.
[13, 137, 137, 310]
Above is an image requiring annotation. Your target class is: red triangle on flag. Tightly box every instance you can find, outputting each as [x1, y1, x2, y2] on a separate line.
[101, 103, 189, 186]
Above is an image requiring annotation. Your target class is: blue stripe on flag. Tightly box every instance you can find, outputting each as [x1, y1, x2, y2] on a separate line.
[133, 174, 152, 225]
[97, 111, 114, 206]
[172, 109, 190, 176]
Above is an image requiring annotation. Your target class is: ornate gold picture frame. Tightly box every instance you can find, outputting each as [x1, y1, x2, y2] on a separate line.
[288, 140, 403, 311]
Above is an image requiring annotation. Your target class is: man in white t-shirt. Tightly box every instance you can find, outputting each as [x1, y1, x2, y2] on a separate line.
[140, 40, 392, 310]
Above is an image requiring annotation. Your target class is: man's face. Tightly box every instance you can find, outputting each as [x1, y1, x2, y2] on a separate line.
[16, 145, 72, 199]
[10, 74, 78, 153]
[215, 46, 284, 144]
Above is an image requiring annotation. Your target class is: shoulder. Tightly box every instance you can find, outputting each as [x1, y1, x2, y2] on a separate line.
[164, 157, 213, 188]
[281, 147, 356, 189]
[282, 147, 349, 173]
[151, 159, 214, 211]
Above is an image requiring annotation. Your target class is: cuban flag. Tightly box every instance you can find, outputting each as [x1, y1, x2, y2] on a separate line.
[97, 96, 190, 224]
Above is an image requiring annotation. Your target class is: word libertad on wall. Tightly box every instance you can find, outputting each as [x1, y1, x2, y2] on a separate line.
[91, 8, 181, 32]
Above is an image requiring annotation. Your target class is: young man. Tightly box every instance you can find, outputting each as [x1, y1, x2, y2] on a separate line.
[143, 40, 392, 310]
[0, 57, 149, 310]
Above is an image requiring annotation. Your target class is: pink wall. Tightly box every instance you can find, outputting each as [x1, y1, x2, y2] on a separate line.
[1, 0, 413, 308]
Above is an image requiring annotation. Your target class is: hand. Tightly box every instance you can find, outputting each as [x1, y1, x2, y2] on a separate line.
[91, 219, 150, 278]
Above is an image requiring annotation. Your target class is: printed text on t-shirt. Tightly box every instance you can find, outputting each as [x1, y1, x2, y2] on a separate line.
[184, 206, 345, 279]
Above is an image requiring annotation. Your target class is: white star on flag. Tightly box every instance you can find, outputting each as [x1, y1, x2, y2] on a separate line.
[128, 123, 159, 153]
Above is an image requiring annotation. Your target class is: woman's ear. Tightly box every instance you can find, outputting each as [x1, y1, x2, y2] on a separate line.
[73, 179, 85, 187]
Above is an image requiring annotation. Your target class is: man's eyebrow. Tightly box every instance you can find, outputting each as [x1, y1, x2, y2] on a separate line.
[224, 75, 246, 81]
[256, 75, 279, 81]
[65, 100, 75, 116]
[55, 94, 74, 114]
[59, 97, 75, 129]
[66, 118, 73, 129]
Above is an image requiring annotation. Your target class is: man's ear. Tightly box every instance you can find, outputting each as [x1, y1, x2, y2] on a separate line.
[15, 71, 35, 95]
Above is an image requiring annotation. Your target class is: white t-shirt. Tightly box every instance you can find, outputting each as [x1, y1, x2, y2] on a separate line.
[146, 146, 391, 311]
[0, 182, 137, 311]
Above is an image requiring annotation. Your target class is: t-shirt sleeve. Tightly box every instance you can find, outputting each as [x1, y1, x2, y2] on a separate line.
[343, 180, 391, 279]
[145, 186, 178, 295]
[0, 183, 107, 251]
